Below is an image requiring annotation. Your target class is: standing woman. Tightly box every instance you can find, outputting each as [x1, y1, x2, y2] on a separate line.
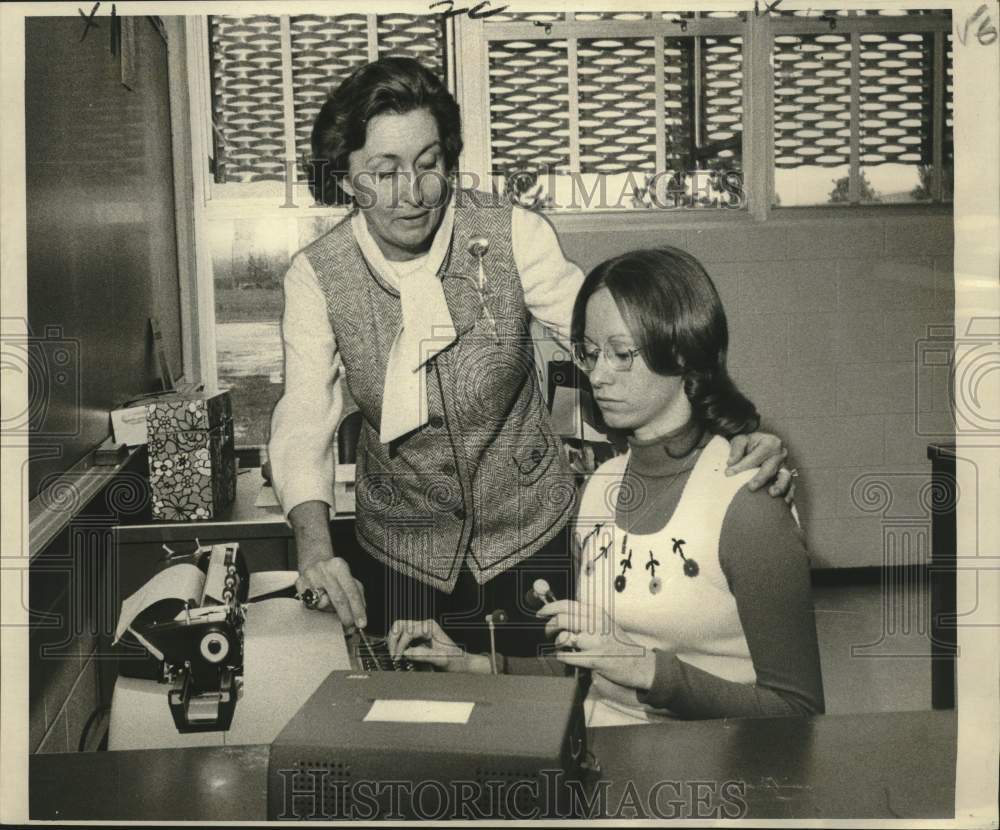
[267, 58, 790, 655]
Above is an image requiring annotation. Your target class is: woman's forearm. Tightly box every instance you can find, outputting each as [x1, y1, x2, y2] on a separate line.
[637, 650, 821, 719]
[289, 500, 336, 570]
[268, 254, 343, 519]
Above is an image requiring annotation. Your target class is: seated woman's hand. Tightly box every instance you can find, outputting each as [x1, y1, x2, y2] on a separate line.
[590, 672, 649, 708]
[726, 431, 796, 503]
[386, 619, 491, 674]
[538, 600, 656, 691]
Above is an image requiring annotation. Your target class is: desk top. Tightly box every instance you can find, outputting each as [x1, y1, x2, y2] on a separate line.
[588, 708, 955, 820]
[30, 709, 955, 821]
[114, 467, 350, 543]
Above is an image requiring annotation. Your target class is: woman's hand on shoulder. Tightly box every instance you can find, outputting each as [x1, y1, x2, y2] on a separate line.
[537, 600, 656, 691]
[725, 432, 796, 503]
[387, 619, 491, 674]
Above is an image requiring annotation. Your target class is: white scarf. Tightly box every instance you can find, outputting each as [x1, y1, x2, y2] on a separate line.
[351, 203, 458, 443]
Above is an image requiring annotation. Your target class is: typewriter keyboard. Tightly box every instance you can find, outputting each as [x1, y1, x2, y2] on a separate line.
[354, 635, 432, 672]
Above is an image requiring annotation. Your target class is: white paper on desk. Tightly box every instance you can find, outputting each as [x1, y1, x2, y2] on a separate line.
[248, 570, 299, 600]
[114, 563, 205, 643]
[254, 482, 281, 508]
[364, 699, 475, 725]
[109, 676, 225, 751]
[225, 597, 352, 745]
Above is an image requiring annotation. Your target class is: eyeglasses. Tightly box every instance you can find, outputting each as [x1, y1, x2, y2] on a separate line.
[572, 340, 644, 373]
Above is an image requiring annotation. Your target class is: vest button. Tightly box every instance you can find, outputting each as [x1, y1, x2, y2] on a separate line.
[441, 462, 456, 476]
[452, 506, 466, 521]
[429, 415, 444, 429]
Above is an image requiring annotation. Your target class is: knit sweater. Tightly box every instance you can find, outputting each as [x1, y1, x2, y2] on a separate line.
[505, 421, 825, 721]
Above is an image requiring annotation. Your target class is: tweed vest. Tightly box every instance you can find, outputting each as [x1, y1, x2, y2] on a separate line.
[304, 191, 576, 593]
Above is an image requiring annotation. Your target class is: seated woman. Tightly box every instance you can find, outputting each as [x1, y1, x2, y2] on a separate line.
[389, 247, 824, 725]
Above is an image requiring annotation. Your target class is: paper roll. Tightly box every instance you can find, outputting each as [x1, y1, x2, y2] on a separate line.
[114, 563, 205, 644]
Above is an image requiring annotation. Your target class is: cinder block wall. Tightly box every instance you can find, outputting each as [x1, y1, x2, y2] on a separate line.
[552, 209, 955, 568]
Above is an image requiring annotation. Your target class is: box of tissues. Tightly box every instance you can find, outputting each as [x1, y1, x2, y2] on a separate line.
[146, 390, 236, 521]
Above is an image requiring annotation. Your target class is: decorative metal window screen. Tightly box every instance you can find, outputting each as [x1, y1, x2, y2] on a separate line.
[207, 10, 950, 200]
[858, 32, 932, 167]
[576, 37, 658, 174]
[489, 40, 571, 170]
[699, 36, 744, 169]
[485, 12, 563, 24]
[289, 14, 370, 184]
[209, 14, 445, 184]
[209, 16, 286, 182]
[486, 11, 733, 23]
[944, 31, 953, 172]
[773, 33, 852, 168]
[772, 11, 951, 173]
[663, 40, 695, 173]
[487, 20, 744, 177]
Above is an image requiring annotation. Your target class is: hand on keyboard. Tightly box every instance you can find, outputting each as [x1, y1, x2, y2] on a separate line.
[385, 619, 492, 674]
[354, 633, 430, 672]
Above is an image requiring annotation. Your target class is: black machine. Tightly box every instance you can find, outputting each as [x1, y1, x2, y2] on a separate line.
[116, 542, 248, 732]
[267, 670, 589, 821]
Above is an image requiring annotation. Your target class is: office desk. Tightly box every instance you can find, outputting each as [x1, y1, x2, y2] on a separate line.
[30, 709, 955, 821]
[588, 709, 955, 819]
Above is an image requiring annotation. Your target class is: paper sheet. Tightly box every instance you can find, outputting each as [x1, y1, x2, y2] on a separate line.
[247, 570, 299, 600]
[226, 597, 352, 745]
[114, 563, 205, 643]
[254, 482, 281, 508]
[109, 676, 225, 750]
[364, 699, 475, 725]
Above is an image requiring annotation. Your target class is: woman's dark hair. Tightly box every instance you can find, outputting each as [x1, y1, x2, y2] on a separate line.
[309, 57, 463, 205]
[571, 247, 759, 439]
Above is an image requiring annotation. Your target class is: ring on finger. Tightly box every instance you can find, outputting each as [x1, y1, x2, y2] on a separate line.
[301, 586, 328, 609]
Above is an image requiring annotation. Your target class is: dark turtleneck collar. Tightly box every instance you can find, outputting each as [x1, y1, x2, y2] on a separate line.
[626, 419, 710, 477]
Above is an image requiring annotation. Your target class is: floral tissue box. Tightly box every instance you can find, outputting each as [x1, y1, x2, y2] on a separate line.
[146, 391, 236, 521]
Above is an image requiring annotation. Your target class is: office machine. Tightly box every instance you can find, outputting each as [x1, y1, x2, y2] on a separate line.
[268, 670, 588, 820]
[115, 542, 248, 733]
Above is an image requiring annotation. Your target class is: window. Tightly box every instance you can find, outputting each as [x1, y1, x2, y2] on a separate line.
[190, 8, 954, 447]
[771, 9, 953, 205]
[479, 11, 745, 210]
[203, 15, 444, 446]
[208, 14, 446, 187]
